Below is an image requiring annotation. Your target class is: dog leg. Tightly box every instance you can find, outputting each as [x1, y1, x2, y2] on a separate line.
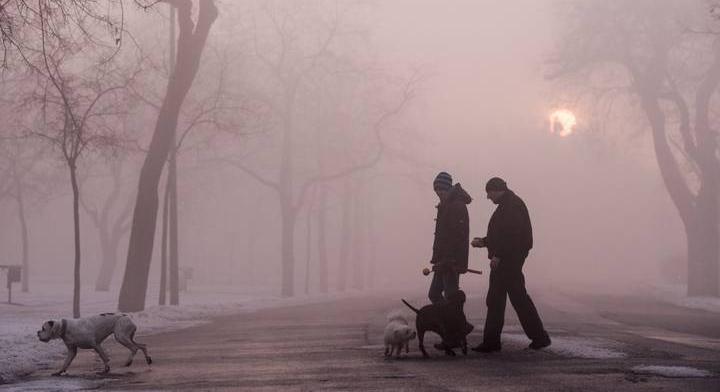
[461, 338, 468, 355]
[131, 332, 152, 365]
[116, 329, 152, 366]
[52, 346, 77, 376]
[93, 345, 111, 374]
[384, 344, 390, 357]
[405, 341, 410, 354]
[418, 330, 429, 358]
[116, 334, 138, 367]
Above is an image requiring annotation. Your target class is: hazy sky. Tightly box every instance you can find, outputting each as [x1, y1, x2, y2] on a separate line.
[0, 0, 687, 296]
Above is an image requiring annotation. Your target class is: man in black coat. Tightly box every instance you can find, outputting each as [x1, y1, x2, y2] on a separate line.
[429, 171, 472, 305]
[471, 177, 550, 352]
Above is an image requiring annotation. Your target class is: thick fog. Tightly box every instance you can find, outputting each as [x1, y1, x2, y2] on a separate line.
[2, 0, 712, 309]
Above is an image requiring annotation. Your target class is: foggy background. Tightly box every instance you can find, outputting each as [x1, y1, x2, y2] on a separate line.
[0, 0, 695, 310]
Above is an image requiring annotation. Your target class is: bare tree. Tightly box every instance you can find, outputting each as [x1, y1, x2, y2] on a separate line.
[0, 1, 125, 69]
[79, 157, 135, 291]
[123, 10, 236, 307]
[118, 0, 218, 312]
[0, 138, 55, 292]
[226, 2, 416, 297]
[16, 4, 136, 317]
[548, 0, 720, 296]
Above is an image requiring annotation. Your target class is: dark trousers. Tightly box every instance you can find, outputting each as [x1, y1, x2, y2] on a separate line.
[482, 255, 548, 345]
[428, 270, 460, 304]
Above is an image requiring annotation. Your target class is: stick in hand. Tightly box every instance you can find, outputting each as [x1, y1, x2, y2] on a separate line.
[422, 266, 482, 276]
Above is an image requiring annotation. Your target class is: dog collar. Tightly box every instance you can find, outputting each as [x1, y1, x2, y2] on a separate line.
[59, 319, 67, 339]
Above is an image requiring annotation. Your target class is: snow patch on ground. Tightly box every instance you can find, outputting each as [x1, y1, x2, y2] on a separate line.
[0, 280, 360, 385]
[631, 365, 713, 378]
[503, 333, 626, 359]
[0, 378, 97, 391]
[652, 284, 720, 313]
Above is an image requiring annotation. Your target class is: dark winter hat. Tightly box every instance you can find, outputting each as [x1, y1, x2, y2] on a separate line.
[485, 177, 508, 192]
[433, 172, 453, 191]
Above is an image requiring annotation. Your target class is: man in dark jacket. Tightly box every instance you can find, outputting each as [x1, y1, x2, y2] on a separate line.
[471, 177, 550, 352]
[429, 172, 472, 305]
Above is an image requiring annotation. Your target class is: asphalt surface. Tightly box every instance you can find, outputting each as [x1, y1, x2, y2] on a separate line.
[9, 289, 720, 391]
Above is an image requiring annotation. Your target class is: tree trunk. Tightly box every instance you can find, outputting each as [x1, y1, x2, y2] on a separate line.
[686, 184, 720, 296]
[95, 231, 120, 292]
[245, 204, 259, 284]
[13, 170, 30, 293]
[277, 78, 298, 296]
[280, 200, 296, 297]
[365, 185, 376, 289]
[169, 135, 180, 305]
[118, 0, 217, 312]
[316, 186, 328, 293]
[351, 186, 365, 290]
[337, 182, 351, 292]
[70, 162, 81, 318]
[159, 177, 170, 305]
[638, 83, 719, 297]
[159, 2, 176, 307]
[168, 4, 180, 306]
[304, 207, 312, 295]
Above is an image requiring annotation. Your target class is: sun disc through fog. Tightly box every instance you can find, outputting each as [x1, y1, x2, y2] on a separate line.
[549, 109, 577, 137]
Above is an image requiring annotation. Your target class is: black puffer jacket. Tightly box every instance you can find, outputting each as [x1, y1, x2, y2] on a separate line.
[431, 184, 472, 273]
[485, 190, 533, 260]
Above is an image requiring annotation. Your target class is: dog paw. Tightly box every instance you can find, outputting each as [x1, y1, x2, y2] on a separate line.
[51, 371, 65, 376]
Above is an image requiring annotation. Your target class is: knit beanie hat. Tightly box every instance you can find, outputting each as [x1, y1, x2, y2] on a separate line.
[433, 172, 453, 191]
[485, 177, 508, 192]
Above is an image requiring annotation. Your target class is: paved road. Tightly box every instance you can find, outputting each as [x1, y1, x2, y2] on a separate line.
[10, 289, 720, 391]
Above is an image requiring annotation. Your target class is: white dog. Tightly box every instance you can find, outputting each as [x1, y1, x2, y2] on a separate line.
[384, 310, 416, 358]
[37, 313, 151, 375]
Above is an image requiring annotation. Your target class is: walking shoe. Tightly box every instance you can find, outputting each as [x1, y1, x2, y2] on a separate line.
[528, 337, 551, 350]
[471, 342, 501, 353]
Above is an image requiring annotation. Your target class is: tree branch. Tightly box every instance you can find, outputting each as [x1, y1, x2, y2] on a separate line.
[293, 73, 417, 213]
[215, 157, 281, 192]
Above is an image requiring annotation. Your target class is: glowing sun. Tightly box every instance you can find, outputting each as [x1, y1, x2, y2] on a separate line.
[549, 109, 577, 137]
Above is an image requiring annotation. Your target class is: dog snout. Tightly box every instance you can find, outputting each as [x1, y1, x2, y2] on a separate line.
[37, 330, 49, 342]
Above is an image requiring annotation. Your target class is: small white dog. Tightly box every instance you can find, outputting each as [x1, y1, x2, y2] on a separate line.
[37, 313, 151, 375]
[384, 310, 416, 358]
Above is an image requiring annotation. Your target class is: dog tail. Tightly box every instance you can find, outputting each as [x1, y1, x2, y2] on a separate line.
[401, 299, 419, 313]
[387, 309, 409, 324]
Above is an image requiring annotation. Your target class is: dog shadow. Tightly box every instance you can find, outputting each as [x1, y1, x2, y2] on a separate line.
[52, 367, 151, 381]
